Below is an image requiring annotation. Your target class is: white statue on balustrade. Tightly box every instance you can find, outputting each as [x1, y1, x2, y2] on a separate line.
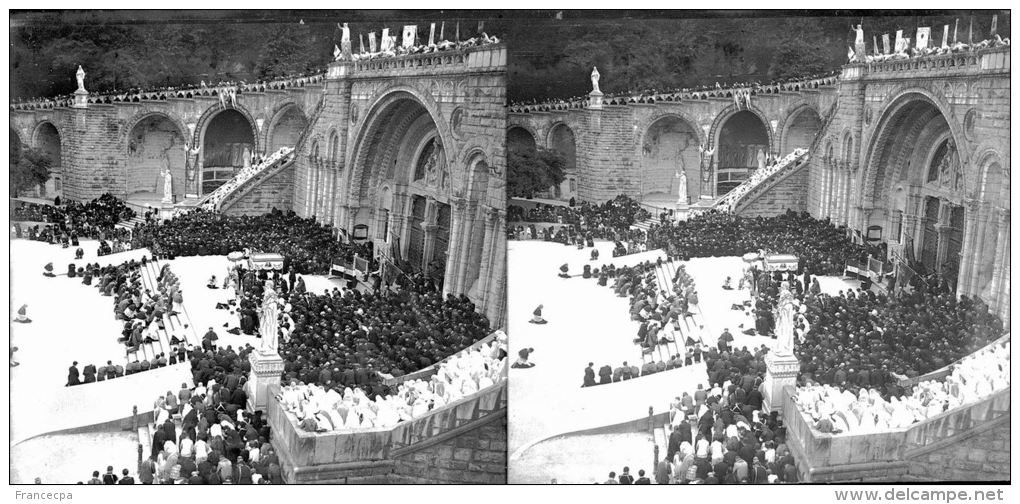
[260, 280, 280, 355]
[590, 66, 601, 94]
[76, 65, 87, 93]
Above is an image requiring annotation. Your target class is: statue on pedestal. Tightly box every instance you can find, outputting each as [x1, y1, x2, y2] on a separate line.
[259, 280, 280, 355]
[161, 169, 173, 204]
[675, 168, 689, 205]
[590, 66, 601, 94]
[773, 282, 797, 356]
[76, 66, 87, 93]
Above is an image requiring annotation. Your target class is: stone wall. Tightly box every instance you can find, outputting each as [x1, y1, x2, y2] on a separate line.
[737, 161, 810, 217]
[222, 162, 295, 216]
[390, 416, 507, 484]
[903, 415, 1010, 482]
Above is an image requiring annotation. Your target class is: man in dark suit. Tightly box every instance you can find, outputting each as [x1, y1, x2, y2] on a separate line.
[83, 363, 97, 383]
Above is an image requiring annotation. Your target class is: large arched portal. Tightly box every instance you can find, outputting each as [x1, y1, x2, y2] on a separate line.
[349, 93, 454, 287]
[267, 104, 308, 153]
[548, 124, 577, 201]
[716, 111, 769, 195]
[782, 107, 822, 153]
[507, 126, 537, 155]
[10, 128, 22, 165]
[34, 122, 62, 170]
[641, 116, 701, 204]
[200, 109, 256, 195]
[126, 114, 187, 199]
[865, 95, 968, 291]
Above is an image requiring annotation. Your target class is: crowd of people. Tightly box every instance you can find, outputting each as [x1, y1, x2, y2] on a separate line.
[281, 332, 506, 432]
[12, 194, 134, 247]
[135, 350, 287, 484]
[277, 280, 492, 396]
[132, 208, 371, 275]
[646, 210, 882, 276]
[796, 338, 1009, 435]
[508, 196, 651, 252]
[794, 286, 1004, 398]
[11, 72, 326, 111]
[344, 31, 501, 62]
[859, 33, 1010, 64]
[508, 71, 840, 113]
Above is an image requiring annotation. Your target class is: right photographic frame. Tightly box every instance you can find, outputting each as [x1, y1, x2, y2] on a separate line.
[505, 10, 1011, 485]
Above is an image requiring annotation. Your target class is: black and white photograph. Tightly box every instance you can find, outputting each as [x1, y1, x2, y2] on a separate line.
[5, 5, 1015, 496]
[505, 10, 1011, 485]
[9, 9, 507, 485]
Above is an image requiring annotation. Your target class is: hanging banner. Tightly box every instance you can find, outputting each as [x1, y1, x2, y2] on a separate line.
[429, 23, 436, 45]
[381, 28, 391, 51]
[368, 32, 377, 53]
[882, 33, 891, 54]
[402, 25, 417, 48]
[894, 30, 904, 53]
[942, 25, 950, 49]
[915, 27, 931, 50]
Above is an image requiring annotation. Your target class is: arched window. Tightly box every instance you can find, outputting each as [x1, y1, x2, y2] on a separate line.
[328, 131, 340, 166]
[414, 138, 438, 182]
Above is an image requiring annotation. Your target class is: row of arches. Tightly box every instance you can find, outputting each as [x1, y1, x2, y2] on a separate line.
[508, 105, 823, 202]
[15, 102, 310, 200]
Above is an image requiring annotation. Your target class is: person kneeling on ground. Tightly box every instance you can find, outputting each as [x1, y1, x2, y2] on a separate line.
[14, 304, 32, 323]
[722, 276, 733, 290]
[558, 264, 570, 279]
[511, 348, 535, 369]
[207, 275, 218, 289]
[529, 305, 547, 324]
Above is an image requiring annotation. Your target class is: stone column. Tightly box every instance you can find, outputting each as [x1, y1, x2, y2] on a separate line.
[934, 199, 953, 274]
[957, 199, 981, 297]
[471, 207, 500, 301]
[988, 208, 1010, 312]
[422, 224, 439, 273]
[964, 200, 989, 296]
[486, 211, 507, 328]
[443, 198, 468, 295]
[246, 350, 285, 413]
[762, 351, 800, 415]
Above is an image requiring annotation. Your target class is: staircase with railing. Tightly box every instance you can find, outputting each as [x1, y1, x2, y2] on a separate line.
[714, 148, 810, 214]
[194, 94, 328, 213]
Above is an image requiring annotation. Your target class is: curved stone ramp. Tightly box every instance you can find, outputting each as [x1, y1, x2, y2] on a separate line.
[11, 429, 141, 484]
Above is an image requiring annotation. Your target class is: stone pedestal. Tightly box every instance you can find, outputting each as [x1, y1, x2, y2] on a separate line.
[158, 202, 176, 221]
[762, 351, 800, 415]
[73, 89, 89, 109]
[247, 350, 285, 412]
[588, 90, 604, 110]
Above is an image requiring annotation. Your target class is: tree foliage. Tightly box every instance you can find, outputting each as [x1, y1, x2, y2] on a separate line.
[508, 147, 566, 198]
[10, 147, 52, 197]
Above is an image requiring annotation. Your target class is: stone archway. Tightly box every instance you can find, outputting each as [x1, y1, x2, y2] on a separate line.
[125, 113, 188, 199]
[864, 93, 969, 289]
[714, 110, 770, 195]
[547, 123, 577, 200]
[507, 126, 537, 155]
[640, 114, 702, 204]
[346, 91, 453, 283]
[199, 108, 257, 196]
[33, 122, 62, 169]
[780, 105, 822, 154]
[265, 103, 308, 154]
[10, 128, 23, 165]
